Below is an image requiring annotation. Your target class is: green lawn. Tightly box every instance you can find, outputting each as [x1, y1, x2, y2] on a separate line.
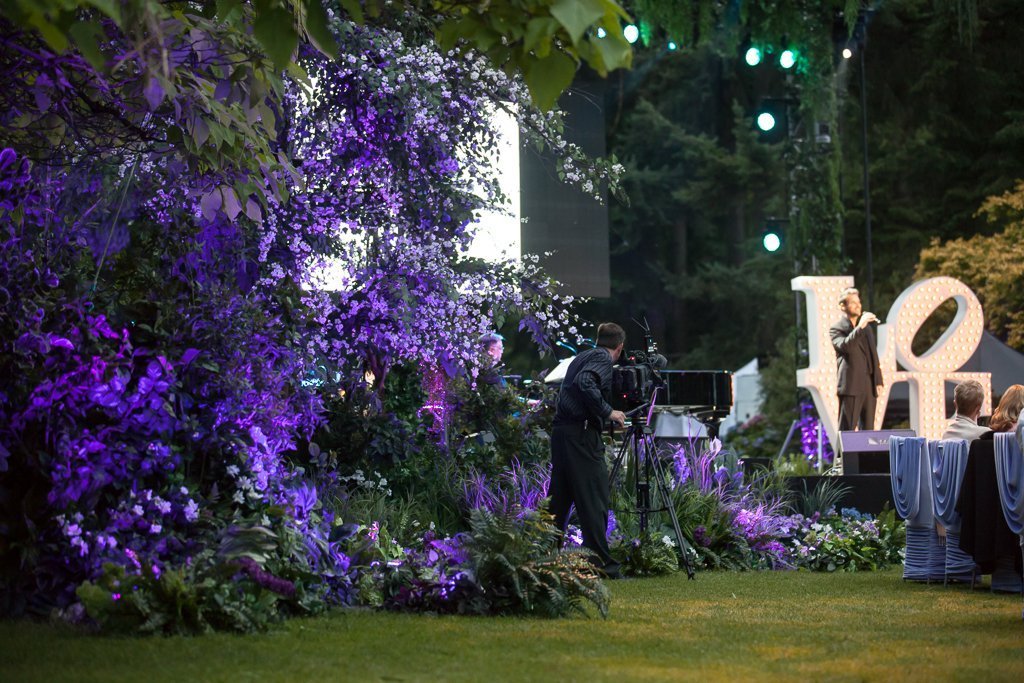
[2, 568, 1023, 682]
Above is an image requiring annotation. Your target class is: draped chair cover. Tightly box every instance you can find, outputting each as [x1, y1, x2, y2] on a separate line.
[928, 439, 970, 531]
[890, 437, 929, 522]
[994, 432, 1024, 535]
[890, 436, 943, 581]
[928, 439, 973, 582]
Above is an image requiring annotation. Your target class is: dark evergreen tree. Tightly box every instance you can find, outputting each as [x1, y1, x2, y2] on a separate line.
[840, 0, 1024, 312]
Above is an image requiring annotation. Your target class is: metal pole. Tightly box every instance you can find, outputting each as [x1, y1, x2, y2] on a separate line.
[817, 421, 824, 473]
[859, 41, 874, 310]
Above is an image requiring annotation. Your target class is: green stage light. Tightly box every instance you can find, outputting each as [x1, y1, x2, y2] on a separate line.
[745, 47, 762, 66]
[756, 112, 776, 131]
[624, 25, 640, 44]
[761, 219, 787, 252]
[668, 41, 678, 51]
[779, 49, 797, 69]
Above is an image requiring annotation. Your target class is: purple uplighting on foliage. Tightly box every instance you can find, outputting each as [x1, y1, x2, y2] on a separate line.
[0, 6, 623, 619]
[462, 459, 550, 517]
[798, 401, 834, 466]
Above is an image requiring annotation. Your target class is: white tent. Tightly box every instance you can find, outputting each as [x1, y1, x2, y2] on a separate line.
[719, 358, 763, 436]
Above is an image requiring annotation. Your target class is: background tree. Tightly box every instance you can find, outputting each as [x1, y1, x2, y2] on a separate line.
[578, 2, 850, 376]
[578, 0, 1022, 408]
[915, 180, 1024, 351]
[840, 0, 1024, 313]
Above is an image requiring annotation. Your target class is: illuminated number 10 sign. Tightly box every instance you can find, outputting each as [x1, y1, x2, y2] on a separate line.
[791, 276, 992, 448]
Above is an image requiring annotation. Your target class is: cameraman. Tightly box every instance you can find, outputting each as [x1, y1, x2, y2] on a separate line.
[549, 322, 627, 577]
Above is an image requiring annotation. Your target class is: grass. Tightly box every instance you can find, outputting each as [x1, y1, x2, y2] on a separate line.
[2, 568, 1023, 682]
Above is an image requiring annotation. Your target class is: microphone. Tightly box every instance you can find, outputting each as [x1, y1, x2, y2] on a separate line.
[649, 353, 668, 369]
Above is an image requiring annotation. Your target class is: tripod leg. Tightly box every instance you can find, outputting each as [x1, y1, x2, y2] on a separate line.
[608, 431, 631, 490]
[637, 431, 651, 533]
[644, 434, 696, 579]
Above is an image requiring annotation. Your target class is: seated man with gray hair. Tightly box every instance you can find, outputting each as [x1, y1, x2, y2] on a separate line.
[941, 379, 989, 441]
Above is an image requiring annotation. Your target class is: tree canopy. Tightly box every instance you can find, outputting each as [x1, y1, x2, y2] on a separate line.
[916, 181, 1024, 351]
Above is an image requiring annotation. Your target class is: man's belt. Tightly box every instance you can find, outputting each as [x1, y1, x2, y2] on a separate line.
[554, 419, 601, 431]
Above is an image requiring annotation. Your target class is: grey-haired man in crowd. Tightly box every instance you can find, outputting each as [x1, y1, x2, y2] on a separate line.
[942, 379, 989, 441]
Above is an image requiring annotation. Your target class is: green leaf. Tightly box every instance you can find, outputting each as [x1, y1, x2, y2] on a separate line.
[591, 29, 632, 75]
[435, 19, 461, 52]
[550, 0, 604, 46]
[192, 117, 210, 146]
[523, 17, 558, 56]
[84, 0, 122, 24]
[216, 0, 243, 21]
[28, 15, 68, 53]
[303, 0, 338, 59]
[253, 7, 299, 70]
[525, 51, 577, 111]
[339, 0, 364, 24]
[436, 15, 490, 52]
[68, 20, 107, 70]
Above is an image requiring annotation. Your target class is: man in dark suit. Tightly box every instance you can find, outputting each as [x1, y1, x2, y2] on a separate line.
[549, 322, 627, 577]
[830, 287, 884, 430]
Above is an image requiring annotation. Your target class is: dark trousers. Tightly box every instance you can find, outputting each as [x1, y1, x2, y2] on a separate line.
[548, 423, 617, 570]
[838, 393, 876, 431]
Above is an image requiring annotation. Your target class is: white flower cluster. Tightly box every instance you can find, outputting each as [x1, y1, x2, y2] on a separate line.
[340, 469, 392, 497]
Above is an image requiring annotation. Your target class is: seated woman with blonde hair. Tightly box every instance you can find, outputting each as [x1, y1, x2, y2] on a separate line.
[988, 384, 1024, 433]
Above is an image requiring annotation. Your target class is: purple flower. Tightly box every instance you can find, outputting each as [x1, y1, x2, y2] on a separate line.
[292, 482, 318, 520]
[713, 466, 730, 488]
[236, 557, 296, 598]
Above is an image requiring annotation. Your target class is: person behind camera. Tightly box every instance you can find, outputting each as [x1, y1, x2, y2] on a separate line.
[548, 322, 627, 577]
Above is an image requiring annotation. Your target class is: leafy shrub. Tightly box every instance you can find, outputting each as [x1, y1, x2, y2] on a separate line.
[379, 538, 484, 614]
[614, 531, 680, 577]
[794, 478, 852, 518]
[782, 508, 905, 572]
[775, 453, 826, 477]
[461, 507, 609, 618]
[75, 528, 328, 636]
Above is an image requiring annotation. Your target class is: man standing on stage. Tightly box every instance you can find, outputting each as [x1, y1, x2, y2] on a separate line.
[549, 322, 627, 577]
[830, 287, 884, 431]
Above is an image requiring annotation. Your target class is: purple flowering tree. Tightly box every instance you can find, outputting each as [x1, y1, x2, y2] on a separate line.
[0, 5, 627, 624]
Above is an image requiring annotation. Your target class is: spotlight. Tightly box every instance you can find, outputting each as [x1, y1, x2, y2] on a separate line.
[744, 47, 762, 66]
[597, 27, 607, 39]
[667, 41, 678, 51]
[779, 49, 796, 69]
[623, 24, 640, 44]
[842, 47, 853, 59]
[761, 219, 787, 253]
[755, 98, 792, 143]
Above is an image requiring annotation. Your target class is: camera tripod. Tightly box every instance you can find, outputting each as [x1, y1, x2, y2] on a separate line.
[608, 397, 695, 580]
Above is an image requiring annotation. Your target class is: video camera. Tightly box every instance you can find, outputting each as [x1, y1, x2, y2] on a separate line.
[611, 320, 667, 412]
